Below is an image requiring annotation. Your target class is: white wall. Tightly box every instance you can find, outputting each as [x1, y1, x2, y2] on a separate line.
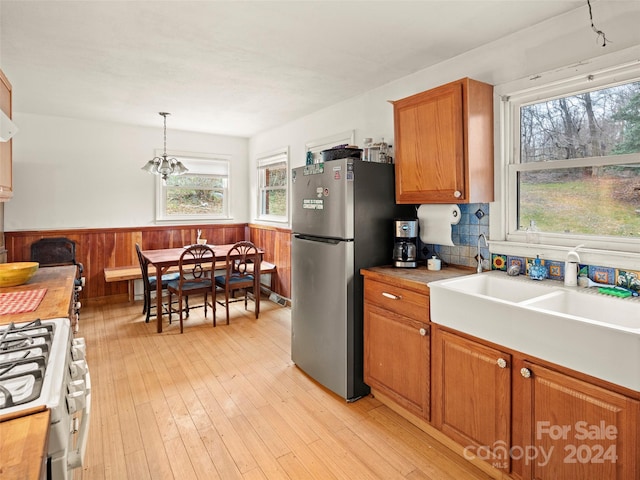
[249, 2, 640, 224]
[5, 3, 639, 232]
[5, 113, 249, 231]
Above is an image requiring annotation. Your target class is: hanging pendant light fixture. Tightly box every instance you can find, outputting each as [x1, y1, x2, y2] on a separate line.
[141, 112, 188, 182]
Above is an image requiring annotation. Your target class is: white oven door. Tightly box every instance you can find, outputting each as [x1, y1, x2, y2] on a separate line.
[49, 337, 91, 480]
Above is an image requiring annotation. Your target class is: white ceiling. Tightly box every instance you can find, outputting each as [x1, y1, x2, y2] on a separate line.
[1, 0, 587, 137]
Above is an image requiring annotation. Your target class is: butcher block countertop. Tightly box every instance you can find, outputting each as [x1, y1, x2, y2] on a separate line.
[0, 409, 50, 480]
[0, 265, 76, 325]
[361, 263, 474, 293]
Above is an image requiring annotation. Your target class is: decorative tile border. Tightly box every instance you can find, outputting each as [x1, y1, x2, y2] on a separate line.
[589, 265, 615, 285]
[507, 256, 526, 275]
[546, 260, 564, 281]
[491, 254, 507, 271]
[490, 255, 640, 295]
[617, 270, 640, 291]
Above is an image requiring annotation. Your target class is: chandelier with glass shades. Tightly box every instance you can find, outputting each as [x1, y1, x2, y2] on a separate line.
[141, 112, 188, 182]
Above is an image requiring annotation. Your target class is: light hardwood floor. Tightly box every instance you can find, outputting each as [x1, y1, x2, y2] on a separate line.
[77, 295, 494, 480]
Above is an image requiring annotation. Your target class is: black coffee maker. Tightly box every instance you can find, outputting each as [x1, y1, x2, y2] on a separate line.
[393, 219, 418, 268]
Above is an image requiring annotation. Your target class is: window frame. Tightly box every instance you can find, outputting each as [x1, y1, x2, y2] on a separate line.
[155, 151, 231, 223]
[492, 51, 640, 268]
[256, 147, 289, 223]
[305, 130, 355, 163]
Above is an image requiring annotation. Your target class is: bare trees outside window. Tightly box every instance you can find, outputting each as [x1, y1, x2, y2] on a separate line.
[166, 174, 227, 216]
[515, 80, 640, 238]
[156, 156, 230, 221]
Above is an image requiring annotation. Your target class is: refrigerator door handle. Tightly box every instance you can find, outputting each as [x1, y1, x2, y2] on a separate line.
[294, 234, 345, 245]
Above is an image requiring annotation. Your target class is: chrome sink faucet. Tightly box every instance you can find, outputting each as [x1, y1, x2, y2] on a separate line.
[477, 233, 488, 273]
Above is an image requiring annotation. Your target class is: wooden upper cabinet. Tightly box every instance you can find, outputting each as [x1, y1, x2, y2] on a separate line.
[392, 78, 494, 204]
[0, 69, 13, 201]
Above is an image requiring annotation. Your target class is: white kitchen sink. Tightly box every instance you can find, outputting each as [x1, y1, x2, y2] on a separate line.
[429, 271, 640, 391]
[433, 271, 555, 302]
[523, 289, 640, 329]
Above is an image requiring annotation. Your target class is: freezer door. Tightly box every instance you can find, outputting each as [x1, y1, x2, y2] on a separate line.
[291, 234, 353, 399]
[291, 159, 354, 239]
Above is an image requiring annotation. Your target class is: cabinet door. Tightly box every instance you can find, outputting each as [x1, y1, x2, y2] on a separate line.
[393, 81, 465, 204]
[364, 303, 430, 419]
[519, 362, 639, 480]
[0, 70, 12, 200]
[432, 328, 511, 472]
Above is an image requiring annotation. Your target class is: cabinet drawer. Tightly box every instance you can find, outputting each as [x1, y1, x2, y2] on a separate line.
[364, 278, 429, 321]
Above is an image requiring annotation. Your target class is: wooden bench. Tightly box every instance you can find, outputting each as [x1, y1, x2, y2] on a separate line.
[104, 261, 277, 302]
[247, 261, 277, 292]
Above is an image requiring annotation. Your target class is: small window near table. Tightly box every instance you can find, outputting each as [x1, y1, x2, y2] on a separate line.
[156, 154, 230, 221]
[257, 148, 288, 223]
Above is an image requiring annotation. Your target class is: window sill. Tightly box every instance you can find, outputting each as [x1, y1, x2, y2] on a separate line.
[154, 217, 234, 225]
[255, 217, 288, 225]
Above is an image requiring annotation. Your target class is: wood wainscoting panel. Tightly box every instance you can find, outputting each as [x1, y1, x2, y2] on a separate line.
[248, 224, 291, 300]
[5, 224, 249, 303]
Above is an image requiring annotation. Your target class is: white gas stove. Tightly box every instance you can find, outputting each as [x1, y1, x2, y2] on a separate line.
[0, 317, 91, 479]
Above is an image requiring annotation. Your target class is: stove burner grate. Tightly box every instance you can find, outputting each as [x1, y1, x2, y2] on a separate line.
[0, 319, 53, 409]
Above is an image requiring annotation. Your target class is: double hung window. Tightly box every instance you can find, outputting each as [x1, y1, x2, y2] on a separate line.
[156, 154, 230, 221]
[501, 62, 640, 254]
[257, 148, 288, 222]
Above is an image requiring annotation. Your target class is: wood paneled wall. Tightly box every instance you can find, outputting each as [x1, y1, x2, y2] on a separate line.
[248, 224, 291, 299]
[6, 223, 291, 303]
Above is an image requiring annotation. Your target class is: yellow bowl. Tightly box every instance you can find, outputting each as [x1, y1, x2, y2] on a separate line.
[0, 262, 40, 287]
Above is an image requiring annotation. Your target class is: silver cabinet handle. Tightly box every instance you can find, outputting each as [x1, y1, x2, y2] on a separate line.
[419, 328, 427, 336]
[454, 190, 462, 198]
[521, 367, 532, 378]
[382, 292, 401, 300]
[497, 358, 507, 369]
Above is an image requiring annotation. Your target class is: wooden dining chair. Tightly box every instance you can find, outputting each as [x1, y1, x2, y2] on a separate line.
[214, 241, 261, 324]
[166, 244, 217, 333]
[135, 243, 180, 323]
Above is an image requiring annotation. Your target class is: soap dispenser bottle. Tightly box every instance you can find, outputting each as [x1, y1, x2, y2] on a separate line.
[529, 255, 547, 281]
[564, 251, 580, 287]
[564, 248, 581, 287]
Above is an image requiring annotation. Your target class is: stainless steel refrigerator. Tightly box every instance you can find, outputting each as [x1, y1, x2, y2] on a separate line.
[291, 157, 410, 401]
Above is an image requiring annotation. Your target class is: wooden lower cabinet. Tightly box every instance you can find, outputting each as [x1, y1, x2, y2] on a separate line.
[513, 360, 639, 480]
[362, 270, 639, 480]
[432, 326, 639, 480]
[432, 328, 512, 473]
[363, 277, 430, 420]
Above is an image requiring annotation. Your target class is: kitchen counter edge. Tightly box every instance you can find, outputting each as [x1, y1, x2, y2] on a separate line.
[361, 264, 474, 293]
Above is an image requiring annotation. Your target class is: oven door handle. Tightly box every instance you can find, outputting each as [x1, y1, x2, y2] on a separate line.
[67, 370, 91, 470]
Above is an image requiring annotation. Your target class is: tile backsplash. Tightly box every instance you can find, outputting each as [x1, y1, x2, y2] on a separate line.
[492, 253, 640, 294]
[421, 202, 640, 295]
[421, 203, 490, 269]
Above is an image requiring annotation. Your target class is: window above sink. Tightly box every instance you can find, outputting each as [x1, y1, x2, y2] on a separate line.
[492, 45, 640, 271]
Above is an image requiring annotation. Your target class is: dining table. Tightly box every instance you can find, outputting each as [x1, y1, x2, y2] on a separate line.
[141, 244, 263, 333]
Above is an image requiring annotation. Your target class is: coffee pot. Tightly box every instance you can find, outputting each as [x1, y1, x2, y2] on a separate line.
[393, 241, 417, 264]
